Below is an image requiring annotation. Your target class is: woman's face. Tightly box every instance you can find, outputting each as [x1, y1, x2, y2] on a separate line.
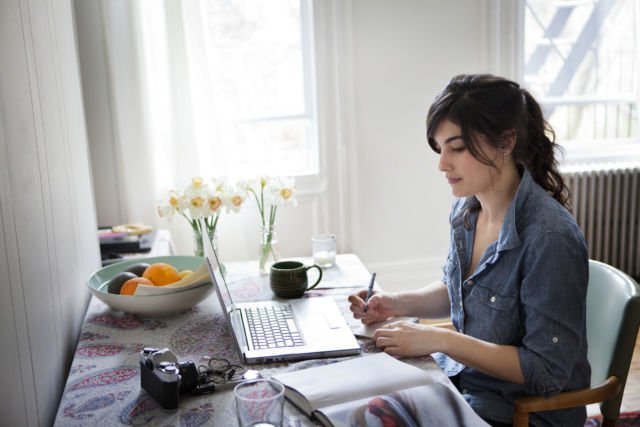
[432, 119, 504, 198]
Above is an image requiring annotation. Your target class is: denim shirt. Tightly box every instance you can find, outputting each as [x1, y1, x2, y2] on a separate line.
[434, 168, 591, 426]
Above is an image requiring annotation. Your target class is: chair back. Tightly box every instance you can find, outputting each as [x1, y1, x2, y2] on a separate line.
[586, 260, 640, 418]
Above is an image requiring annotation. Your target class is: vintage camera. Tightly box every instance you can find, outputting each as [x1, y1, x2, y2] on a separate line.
[140, 347, 262, 409]
[139, 347, 201, 410]
[140, 347, 261, 410]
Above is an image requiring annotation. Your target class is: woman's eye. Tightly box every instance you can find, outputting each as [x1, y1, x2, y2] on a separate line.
[450, 146, 466, 152]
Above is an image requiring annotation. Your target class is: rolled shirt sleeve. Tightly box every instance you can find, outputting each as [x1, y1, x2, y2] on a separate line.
[517, 230, 589, 396]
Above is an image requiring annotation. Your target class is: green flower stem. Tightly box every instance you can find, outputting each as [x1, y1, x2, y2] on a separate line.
[258, 220, 278, 273]
[248, 188, 265, 226]
[183, 213, 219, 257]
[259, 233, 273, 272]
[251, 183, 280, 273]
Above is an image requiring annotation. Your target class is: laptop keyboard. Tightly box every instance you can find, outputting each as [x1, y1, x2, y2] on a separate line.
[245, 304, 305, 350]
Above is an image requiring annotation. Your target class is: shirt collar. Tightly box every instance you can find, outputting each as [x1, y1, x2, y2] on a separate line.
[451, 167, 537, 252]
[498, 167, 540, 252]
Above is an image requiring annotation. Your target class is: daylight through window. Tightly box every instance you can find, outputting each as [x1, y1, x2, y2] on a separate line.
[523, 0, 639, 151]
[188, 0, 318, 178]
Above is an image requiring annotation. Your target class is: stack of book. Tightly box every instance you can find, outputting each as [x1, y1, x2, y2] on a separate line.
[99, 228, 156, 265]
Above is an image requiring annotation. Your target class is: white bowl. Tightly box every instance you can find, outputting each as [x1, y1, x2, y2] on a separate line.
[87, 255, 213, 317]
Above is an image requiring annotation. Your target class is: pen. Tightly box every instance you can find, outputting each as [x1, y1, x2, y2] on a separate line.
[364, 272, 376, 313]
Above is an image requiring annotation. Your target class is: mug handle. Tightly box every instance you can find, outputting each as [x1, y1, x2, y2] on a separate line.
[305, 264, 323, 290]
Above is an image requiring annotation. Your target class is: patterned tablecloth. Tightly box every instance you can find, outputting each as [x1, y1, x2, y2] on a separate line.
[54, 255, 445, 427]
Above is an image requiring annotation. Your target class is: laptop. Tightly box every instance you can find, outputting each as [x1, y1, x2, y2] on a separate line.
[203, 231, 360, 364]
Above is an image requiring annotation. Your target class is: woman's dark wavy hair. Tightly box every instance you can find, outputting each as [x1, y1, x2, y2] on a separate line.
[426, 74, 571, 211]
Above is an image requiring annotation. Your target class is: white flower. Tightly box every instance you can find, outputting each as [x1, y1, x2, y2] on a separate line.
[211, 177, 229, 194]
[207, 191, 224, 214]
[247, 176, 270, 194]
[183, 182, 210, 219]
[186, 193, 209, 219]
[186, 176, 205, 192]
[269, 177, 297, 207]
[235, 179, 254, 194]
[156, 190, 181, 220]
[224, 187, 247, 213]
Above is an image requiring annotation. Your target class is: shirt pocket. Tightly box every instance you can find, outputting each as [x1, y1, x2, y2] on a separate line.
[466, 283, 520, 344]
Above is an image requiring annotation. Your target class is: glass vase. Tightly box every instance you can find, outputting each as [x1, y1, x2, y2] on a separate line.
[258, 224, 281, 274]
[193, 226, 217, 257]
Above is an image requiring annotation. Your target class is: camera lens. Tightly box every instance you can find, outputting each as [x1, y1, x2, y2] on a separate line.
[177, 361, 199, 393]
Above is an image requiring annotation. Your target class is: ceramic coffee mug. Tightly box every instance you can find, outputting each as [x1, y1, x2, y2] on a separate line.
[269, 260, 323, 299]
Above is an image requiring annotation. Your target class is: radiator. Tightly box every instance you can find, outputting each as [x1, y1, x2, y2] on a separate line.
[562, 163, 640, 280]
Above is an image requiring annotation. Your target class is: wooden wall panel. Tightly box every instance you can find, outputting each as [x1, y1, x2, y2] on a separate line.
[0, 0, 101, 424]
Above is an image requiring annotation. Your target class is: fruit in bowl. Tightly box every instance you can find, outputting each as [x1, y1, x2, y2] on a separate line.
[87, 256, 214, 317]
[103, 262, 194, 296]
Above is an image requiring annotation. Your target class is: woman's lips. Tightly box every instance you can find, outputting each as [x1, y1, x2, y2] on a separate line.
[447, 177, 462, 185]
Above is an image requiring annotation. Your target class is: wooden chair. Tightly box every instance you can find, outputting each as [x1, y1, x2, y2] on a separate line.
[513, 260, 640, 427]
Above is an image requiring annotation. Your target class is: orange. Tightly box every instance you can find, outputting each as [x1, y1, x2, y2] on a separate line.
[142, 263, 180, 286]
[120, 277, 153, 295]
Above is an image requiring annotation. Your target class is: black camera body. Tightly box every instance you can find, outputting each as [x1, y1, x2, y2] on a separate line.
[139, 347, 198, 410]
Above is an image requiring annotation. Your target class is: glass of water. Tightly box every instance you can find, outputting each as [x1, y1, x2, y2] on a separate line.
[234, 379, 285, 427]
[312, 234, 336, 268]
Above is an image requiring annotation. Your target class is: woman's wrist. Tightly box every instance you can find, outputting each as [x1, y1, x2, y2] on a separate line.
[389, 293, 409, 317]
[434, 327, 455, 354]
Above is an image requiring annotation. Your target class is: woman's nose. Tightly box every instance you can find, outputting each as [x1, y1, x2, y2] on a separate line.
[438, 152, 449, 172]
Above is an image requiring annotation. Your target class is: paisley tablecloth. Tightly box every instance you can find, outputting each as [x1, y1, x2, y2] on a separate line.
[54, 255, 445, 426]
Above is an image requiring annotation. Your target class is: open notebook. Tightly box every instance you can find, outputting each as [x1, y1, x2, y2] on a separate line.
[273, 352, 489, 427]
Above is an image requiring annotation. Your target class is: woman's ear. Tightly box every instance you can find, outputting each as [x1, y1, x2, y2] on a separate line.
[501, 130, 517, 155]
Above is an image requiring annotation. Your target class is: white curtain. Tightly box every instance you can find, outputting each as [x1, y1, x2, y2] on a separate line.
[90, 0, 336, 260]
[99, 0, 253, 256]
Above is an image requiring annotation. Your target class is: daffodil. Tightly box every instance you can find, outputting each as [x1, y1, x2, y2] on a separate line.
[269, 177, 298, 208]
[224, 186, 247, 214]
[156, 189, 181, 220]
[156, 176, 241, 257]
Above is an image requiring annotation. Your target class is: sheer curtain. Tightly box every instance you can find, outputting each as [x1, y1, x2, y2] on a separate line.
[97, 0, 243, 255]
[97, 0, 325, 257]
[98, 0, 314, 256]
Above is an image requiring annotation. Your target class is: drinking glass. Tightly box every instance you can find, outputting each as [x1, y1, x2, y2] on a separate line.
[312, 234, 336, 268]
[234, 379, 285, 427]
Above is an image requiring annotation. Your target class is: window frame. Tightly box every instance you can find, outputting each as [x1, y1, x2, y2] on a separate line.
[516, 0, 640, 166]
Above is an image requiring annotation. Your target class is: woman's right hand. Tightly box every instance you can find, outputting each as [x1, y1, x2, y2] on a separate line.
[348, 290, 397, 324]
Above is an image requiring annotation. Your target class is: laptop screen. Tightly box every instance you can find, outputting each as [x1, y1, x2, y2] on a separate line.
[201, 220, 249, 358]
[202, 221, 234, 313]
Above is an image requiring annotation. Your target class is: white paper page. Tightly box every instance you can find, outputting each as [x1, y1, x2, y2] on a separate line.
[272, 353, 434, 411]
[283, 254, 373, 289]
[317, 383, 490, 427]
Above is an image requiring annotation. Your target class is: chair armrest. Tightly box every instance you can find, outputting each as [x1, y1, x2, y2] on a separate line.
[513, 376, 621, 427]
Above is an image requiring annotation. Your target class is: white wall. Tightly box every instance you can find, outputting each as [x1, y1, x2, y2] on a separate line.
[322, 0, 518, 291]
[77, 1, 516, 292]
[347, 1, 489, 290]
[0, 0, 101, 425]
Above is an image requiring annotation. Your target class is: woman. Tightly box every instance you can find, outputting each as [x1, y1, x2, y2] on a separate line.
[349, 74, 590, 427]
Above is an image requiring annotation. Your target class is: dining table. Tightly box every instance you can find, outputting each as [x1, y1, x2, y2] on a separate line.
[54, 254, 451, 426]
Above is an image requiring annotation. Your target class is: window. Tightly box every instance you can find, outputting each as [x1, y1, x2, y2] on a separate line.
[181, 0, 319, 179]
[523, 0, 640, 162]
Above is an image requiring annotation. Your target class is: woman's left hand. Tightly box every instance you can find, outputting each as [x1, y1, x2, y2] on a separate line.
[372, 321, 449, 357]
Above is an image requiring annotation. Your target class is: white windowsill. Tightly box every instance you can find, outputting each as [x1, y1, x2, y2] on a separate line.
[559, 139, 640, 172]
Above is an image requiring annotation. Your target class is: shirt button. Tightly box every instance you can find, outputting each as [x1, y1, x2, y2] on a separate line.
[467, 279, 474, 285]
[552, 336, 559, 344]
[490, 296, 496, 303]
[462, 389, 468, 394]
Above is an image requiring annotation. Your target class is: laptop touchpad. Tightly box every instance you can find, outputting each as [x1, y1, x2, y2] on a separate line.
[323, 312, 345, 329]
